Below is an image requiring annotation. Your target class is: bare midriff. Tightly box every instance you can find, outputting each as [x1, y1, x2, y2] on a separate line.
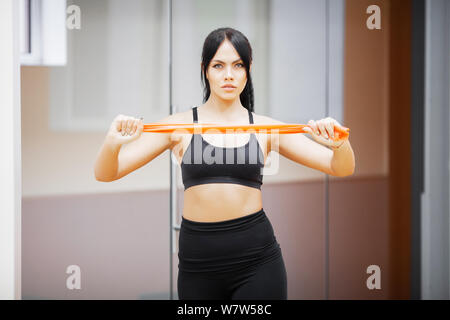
[173, 109, 269, 223]
[182, 184, 263, 222]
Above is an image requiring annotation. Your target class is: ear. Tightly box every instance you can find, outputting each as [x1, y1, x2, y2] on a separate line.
[249, 63, 252, 73]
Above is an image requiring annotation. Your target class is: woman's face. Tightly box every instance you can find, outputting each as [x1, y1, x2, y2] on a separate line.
[205, 39, 250, 102]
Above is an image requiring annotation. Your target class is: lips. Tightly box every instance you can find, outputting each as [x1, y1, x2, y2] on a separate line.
[221, 85, 236, 88]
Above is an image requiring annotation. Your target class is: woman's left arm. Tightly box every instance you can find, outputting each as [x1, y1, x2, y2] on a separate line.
[329, 140, 355, 177]
[261, 115, 355, 177]
[303, 117, 355, 177]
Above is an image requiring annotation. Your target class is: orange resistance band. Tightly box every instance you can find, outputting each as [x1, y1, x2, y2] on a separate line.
[142, 123, 350, 142]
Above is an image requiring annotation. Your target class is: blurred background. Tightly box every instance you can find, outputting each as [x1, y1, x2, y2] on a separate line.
[1, 0, 448, 299]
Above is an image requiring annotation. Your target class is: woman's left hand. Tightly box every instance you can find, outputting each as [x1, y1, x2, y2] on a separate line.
[303, 117, 348, 149]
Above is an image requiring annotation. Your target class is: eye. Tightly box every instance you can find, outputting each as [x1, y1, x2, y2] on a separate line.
[212, 63, 244, 68]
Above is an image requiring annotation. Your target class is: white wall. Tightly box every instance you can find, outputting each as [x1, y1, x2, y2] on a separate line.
[269, 0, 346, 126]
[0, 0, 21, 300]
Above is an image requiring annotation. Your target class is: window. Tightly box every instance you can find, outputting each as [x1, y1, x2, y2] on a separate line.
[20, 0, 67, 66]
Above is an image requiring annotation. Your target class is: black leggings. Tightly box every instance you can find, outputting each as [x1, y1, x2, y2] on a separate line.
[177, 208, 287, 300]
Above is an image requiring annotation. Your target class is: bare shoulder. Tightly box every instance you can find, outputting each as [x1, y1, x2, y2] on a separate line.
[157, 109, 194, 147]
[138, 109, 191, 148]
[154, 109, 190, 124]
[250, 112, 286, 153]
[251, 112, 285, 125]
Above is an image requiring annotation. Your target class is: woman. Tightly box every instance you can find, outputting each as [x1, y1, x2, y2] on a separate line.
[94, 27, 355, 300]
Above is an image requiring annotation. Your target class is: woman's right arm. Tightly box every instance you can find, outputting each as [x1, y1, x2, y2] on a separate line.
[94, 135, 122, 182]
[94, 114, 176, 182]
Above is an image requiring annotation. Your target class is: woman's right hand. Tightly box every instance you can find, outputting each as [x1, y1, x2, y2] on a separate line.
[106, 114, 144, 146]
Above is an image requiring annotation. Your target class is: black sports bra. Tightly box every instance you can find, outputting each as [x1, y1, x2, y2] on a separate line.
[180, 106, 264, 191]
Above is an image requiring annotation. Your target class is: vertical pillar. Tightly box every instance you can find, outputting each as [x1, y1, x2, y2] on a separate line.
[0, 0, 22, 300]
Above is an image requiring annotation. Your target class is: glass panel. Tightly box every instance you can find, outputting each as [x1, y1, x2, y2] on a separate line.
[328, 0, 391, 299]
[21, 0, 170, 299]
[170, 0, 341, 299]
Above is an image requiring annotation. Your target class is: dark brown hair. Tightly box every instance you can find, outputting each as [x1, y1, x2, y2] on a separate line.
[200, 27, 254, 112]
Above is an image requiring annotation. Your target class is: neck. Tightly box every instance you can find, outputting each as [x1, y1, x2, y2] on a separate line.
[203, 93, 245, 117]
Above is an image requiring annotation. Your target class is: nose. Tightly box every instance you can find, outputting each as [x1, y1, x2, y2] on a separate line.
[224, 66, 234, 80]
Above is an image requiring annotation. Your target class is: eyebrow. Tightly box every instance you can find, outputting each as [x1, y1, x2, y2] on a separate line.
[211, 59, 243, 64]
